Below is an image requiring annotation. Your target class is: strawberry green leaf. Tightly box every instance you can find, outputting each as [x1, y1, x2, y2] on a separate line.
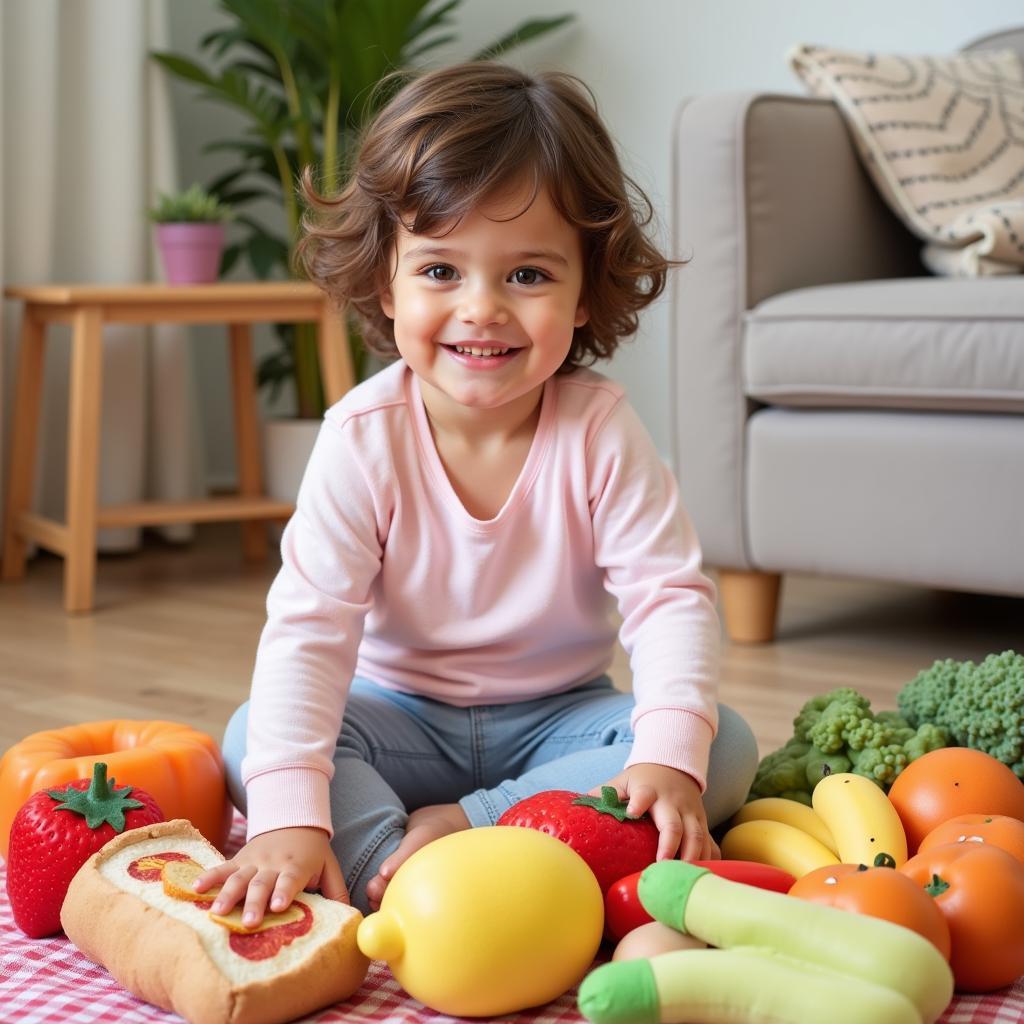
[571, 785, 640, 822]
[47, 762, 145, 832]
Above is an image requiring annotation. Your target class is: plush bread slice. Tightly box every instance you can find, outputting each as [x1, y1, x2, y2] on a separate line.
[61, 819, 368, 1024]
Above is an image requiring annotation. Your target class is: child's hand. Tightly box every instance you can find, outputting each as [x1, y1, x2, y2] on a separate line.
[590, 763, 719, 863]
[193, 826, 347, 929]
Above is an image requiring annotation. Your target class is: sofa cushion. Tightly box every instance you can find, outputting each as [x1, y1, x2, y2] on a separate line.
[789, 44, 1024, 277]
[746, 407, 1024, 595]
[743, 277, 1024, 412]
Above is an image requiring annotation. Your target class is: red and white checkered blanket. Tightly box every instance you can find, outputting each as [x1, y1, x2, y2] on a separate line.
[2, 813, 1021, 1023]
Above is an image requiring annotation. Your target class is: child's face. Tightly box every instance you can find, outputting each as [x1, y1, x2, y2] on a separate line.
[380, 180, 588, 420]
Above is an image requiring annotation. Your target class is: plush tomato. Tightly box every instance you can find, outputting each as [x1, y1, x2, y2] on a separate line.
[497, 787, 659, 893]
[603, 861, 796, 942]
[6, 762, 164, 938]
[887, 747, 1024, 854]
[789, 857, 950, 959]
[900, 842, 1024, 991]
[604, 871, 653, 941]
[919, 814, 1024, 867]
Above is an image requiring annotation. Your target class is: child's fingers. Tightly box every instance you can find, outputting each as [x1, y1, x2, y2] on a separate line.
[647, 801, 684, 861]
[678, 812, 710, 863]
[193, 861, 237, 893]
[208, 863, 257, 916]
[240, 869, 279, 929]
[625, 785, 656, 819]
[319, 852, 351, 905]
[268, 868, 307, 913]
[587, 782, 626, 801]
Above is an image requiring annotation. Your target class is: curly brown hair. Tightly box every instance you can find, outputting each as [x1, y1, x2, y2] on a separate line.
[295, 62, 675, 371]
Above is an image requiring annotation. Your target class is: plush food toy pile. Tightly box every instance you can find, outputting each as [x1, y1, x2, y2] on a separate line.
[60, 819, 368, 1024]
[578, 861, 953, 1024]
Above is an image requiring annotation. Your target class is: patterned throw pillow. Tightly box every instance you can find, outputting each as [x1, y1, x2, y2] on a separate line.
[790, 44, 1024, 277]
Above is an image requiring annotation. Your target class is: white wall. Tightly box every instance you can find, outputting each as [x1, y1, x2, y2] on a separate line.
[166, 0, 1022, 483]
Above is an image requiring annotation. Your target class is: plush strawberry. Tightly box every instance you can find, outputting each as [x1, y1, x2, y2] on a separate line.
[496, 786, 660, 893]
[6, 761, 164, 937]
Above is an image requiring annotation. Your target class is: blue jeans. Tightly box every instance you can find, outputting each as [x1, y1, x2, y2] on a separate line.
[222, 675, 759, 912]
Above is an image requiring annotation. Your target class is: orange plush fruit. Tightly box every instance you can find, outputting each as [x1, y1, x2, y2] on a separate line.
[789, 859, 950, 959]
[886, 747, 1024, 854]
[901, 842, 1024, 991]
[919, 813, 1024, 866]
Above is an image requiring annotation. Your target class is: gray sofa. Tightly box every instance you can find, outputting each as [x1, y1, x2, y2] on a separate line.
[671, 27, 1024, 642]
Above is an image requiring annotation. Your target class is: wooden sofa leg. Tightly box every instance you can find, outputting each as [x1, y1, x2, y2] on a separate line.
[718, 569, 782, 644]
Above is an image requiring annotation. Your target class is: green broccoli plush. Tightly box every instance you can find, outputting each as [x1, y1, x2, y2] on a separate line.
[748, 687, 950, 801]
[897, 650, 1024, 779]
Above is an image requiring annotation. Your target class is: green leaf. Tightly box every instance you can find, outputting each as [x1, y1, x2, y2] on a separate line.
[47, 763, 145, 833]
[205, 167, 249, 196]
[403, 32, 459, 63]
[231, 57, 286, 84]
[472, 15, 575, 61]
[220, 243, 243, 277]
[243, 228, 289, 278]
[221, 0, 294, 57]
[199, 25, 250, 59]
[218, 186, 275, 205]
[151, 52, 219, 89]
[406, 0, 462, 45]
[571, 785, 643, 823]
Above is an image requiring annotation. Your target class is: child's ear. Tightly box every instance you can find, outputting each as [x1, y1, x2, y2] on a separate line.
[379, 284, 395, 320]
[573, 302, 589, 328]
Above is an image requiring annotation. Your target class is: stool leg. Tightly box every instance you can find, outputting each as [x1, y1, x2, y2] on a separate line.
[317, 301, 354, 406]
[65, 307, 104, 613]
[1, 309, 47, 581]
[228, 323, 267, 561]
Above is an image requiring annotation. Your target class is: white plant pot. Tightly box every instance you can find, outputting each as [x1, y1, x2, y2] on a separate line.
[263, 418, 321, 541]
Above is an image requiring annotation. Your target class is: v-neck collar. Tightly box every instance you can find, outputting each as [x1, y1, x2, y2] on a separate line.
[406, 364, 556, 531]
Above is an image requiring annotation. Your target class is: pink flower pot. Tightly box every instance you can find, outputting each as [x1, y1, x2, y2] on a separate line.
[156, 222, 225, 284]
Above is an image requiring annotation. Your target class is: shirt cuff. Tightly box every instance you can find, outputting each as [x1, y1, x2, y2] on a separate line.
[624, 708, 715, 792]
[243, 766, 333, 841]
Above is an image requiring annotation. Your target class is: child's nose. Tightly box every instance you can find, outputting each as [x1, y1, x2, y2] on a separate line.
[457, 286, 508, 326]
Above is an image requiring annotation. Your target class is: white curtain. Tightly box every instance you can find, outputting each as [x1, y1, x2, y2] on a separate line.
[0, 0, 203, 553]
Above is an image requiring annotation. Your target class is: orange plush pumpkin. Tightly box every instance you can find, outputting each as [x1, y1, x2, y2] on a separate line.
[0, 720, 230, 859]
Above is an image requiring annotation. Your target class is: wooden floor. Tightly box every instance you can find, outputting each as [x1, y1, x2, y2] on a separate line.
[1, 523, 1021, 759]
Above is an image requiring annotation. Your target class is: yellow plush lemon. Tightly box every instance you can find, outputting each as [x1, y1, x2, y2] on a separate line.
[357, 825, 603, 1016]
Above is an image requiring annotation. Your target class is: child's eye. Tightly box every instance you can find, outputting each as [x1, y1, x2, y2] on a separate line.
[511, 267, 548, 286]
[424, 264, 458, 282]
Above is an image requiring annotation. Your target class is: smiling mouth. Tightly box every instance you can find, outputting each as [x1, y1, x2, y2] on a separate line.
[443, 344, 514, 357]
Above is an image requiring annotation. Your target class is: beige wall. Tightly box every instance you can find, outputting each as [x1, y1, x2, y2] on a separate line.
[166, 0, 1023, 485]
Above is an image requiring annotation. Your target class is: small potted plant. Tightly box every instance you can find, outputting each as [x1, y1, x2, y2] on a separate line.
[148, 184, 234, 284]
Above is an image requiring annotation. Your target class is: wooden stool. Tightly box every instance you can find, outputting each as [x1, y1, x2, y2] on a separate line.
[1, 282, 353, 613]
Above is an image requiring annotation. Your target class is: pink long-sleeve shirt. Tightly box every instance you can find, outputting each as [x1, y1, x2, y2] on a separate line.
[242, 360, 720, 840]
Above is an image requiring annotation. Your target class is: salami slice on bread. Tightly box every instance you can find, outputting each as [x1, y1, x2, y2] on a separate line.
[61, 819, 368, 1024]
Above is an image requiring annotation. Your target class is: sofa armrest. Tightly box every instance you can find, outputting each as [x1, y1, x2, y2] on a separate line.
[670, 91, 920, 569]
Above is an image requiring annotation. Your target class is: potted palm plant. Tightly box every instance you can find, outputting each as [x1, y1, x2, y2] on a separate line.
[153, 0, 573, 498]
[148, 184, 235, 284]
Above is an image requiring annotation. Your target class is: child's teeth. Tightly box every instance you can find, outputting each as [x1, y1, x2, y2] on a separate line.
[455, 345, 510, 356]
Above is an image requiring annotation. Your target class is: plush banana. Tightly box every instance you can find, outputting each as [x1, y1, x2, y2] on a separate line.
[719, 819, 838, 878]
[811, 772, 908, 866]
[731, 798, 839, 855]
[577, 862, 953, 1024]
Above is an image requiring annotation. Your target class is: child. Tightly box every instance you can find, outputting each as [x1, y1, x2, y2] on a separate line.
[201, 62, 759, 923]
